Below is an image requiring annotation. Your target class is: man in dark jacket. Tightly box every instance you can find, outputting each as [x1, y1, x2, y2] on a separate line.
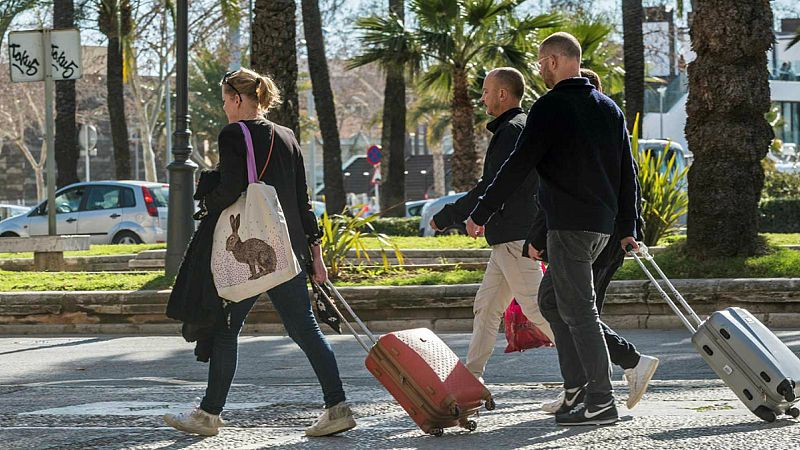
[468, 33, 640, 426]
[431, 67, 552, 381]
[530, 69, 660, 414]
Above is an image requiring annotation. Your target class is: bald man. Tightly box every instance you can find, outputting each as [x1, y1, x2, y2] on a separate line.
[467, 32, 640, 426]
[431, 67, 553, 382]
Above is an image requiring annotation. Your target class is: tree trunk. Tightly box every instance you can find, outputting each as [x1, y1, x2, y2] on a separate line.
[35, 167, 45, 203]
[450, 68, 478, 192]
[252, 0, 300, 138]
[54, 0, 79, 188]
[106, 35, 131, 179]
[301, 0, 346, 213]
[141, 126, 158, 182]
[685, 0, 773, 257]
[431, 144, 445, 197]
[379, 0, 406, 216]
[622, 0, 644, 133]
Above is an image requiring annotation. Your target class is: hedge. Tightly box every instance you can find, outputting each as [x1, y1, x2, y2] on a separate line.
[759, 199, 800, 233]
[368, 217, 421, 236]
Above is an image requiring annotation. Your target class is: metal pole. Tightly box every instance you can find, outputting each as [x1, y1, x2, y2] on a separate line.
[307, 89, 317, 199]
[659, 93, 664, 138]
[84, 125, 91, 181]
[43, 29, 56, 236]
[165, 76, 172, 157]
[166, 0, 198, 276]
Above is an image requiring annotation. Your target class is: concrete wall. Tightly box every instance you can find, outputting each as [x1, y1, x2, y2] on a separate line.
[2, 279, 799, 334]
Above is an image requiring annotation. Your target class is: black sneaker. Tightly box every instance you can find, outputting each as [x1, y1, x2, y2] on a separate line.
[556, 400, 619, 426]
[553, 386, 586, 415]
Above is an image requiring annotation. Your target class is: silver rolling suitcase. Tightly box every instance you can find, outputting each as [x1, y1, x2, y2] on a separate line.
[629, 244, 800, 422]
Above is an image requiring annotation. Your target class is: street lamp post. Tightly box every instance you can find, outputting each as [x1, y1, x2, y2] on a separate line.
[165, 0, 198, 276]
[657, 86, 667, 139]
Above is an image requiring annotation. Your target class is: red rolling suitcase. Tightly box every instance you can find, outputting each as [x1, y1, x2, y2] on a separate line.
[314, 280, 495, 436]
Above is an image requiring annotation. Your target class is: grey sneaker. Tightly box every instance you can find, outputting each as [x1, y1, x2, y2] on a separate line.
[624, 354, 660, 409]
[305, 402, 357, 437]
[163, 407, 224, 436]
[541, 390, 565, 414]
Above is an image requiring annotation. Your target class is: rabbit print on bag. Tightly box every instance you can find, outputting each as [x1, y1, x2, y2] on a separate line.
[226, 213, 277, 279]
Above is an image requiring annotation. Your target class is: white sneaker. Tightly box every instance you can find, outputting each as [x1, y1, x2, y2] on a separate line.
[624, 354, 660, 409]
[305, 402, 357, 437]
[163, 407, 224, 436]
[541, 390, 565, 414]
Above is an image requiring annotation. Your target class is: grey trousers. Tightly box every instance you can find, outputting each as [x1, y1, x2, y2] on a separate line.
[538, 229, 613, 405]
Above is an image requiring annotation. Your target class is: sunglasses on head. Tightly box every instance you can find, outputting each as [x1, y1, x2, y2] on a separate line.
[222, 70, 242, 100]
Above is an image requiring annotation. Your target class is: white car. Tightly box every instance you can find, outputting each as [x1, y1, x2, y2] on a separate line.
[0, 204, 30, 221]
[0, 181, 169, 244]
[418, 193, 468, 237]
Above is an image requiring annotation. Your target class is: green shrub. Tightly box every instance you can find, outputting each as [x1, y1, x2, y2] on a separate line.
[759, 199, 800, 232]
[369, 217, 421, 236]
[320, 209, 404, 279]
[631, 114, 689, 246]
[762, 169, 800, 200]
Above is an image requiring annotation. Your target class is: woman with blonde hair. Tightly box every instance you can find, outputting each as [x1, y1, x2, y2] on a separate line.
[164, 68, 355, 437]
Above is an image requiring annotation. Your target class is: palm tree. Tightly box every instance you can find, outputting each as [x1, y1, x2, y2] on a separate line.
[684, 0, 773, 257]
[621, 0, 644, 134]
[54, 0, 79, 187]
[98, 0, 133, 180]
[300, 0, 346, 214]
[378, 0, 407, 217]
[351, 0, 559, 192]
[252, 0, 301, 137]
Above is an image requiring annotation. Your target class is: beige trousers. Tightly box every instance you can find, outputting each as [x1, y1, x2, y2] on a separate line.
[465, 240, 554, 378]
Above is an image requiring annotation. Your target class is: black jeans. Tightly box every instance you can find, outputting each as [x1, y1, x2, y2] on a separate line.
[594, 242, 641, 370]
[539, 230, 613, 405]
[200, 272, 346, 415]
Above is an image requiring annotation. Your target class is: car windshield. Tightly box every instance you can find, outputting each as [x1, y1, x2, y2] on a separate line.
[148, 186, 169, 207]
[642, 145, 686, 177]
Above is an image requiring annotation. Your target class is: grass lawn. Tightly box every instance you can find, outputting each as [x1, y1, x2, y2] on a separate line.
[0, 270, 174, 291]
[1, 234, 798, 259]
[0, 244, 166, 259]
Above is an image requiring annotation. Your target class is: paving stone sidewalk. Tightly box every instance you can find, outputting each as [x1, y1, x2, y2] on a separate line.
[1, 333, 799, 449]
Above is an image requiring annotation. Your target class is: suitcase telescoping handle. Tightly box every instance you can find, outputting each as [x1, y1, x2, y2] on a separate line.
[626, 243, 704, 333]
[311, 280, 378, 353]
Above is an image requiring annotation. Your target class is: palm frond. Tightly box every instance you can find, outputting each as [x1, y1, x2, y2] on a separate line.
[411, 0, 460, 32]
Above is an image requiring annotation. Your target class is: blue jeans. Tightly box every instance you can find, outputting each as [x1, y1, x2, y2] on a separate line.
[200, 272, 346, 414]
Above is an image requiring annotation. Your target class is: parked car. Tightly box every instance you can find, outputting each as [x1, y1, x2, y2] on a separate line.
[638, 139, 693, 176]
[0, 181, 169, 244]
[418, 192, 468, 237]
[405, 199, 431, 217]
[0, 204, 30, 222]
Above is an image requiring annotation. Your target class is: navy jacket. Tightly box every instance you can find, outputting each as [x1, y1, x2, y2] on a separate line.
[471, 77, 639, 240]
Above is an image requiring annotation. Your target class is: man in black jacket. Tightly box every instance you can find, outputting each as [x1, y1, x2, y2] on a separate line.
[468, 33, 640, 426]
[530, 69, 660, 414]
[431, 67, 552, 381]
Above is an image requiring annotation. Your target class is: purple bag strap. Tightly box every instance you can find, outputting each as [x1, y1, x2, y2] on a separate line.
[237, 121, 258, 184]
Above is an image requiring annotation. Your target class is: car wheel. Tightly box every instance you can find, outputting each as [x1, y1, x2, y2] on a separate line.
[0, 232, 20, 238]
[112, 231, 143, 245]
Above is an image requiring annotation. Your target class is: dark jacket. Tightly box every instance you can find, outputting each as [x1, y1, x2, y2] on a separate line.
[166, 169, 225, 360]
[432, 107, 538, 245]
[204, 118, 322, 265]
[471, 78, 639, 241]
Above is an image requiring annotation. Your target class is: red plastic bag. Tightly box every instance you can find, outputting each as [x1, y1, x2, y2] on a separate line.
[504, 262, 553, 353]
[503, 299, 554, 353]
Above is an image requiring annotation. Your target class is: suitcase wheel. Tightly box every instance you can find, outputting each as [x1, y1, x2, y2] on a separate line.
[460, 419, 478, 432]
[430, 427, 444, 437]
[788, 407, 800, 419]
[754, 406, 777, 423]
[778, 379, 796, 403]
[485, 397, 496, 411]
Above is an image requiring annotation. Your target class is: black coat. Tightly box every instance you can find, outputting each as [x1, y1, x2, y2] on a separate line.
[432, 107, 538, 245]
[166, 170, 224, 358]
